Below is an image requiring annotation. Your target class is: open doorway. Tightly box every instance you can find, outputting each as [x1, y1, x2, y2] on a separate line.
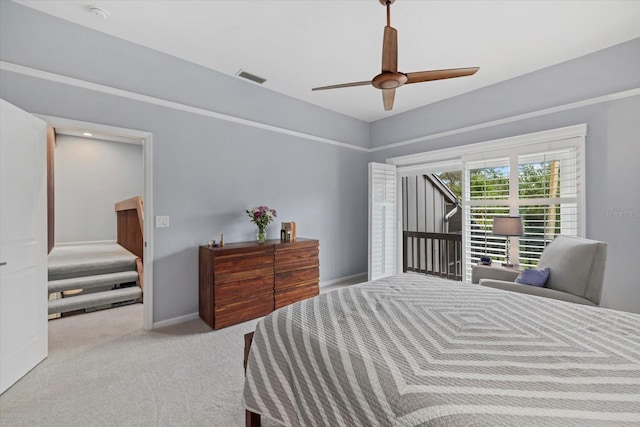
[401, 170, 463, 280]
[38, 115, 153, 332]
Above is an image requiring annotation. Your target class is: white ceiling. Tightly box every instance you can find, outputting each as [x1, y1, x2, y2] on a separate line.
[15, 0, 640, 122]
[54, 128, 142, 145]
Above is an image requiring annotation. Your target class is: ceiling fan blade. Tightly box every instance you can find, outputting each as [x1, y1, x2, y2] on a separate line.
[382, 26, 398, 73]
[312, 81, 372, 91]
[405, 67, 479, 84]
[382, 89, 396, 111]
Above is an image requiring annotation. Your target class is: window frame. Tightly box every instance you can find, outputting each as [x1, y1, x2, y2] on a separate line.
[387, 124, 586, 282]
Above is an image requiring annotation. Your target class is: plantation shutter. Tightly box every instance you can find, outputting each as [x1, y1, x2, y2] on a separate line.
[463, 139, 584, 277]
[368, 162, 396, 281]
[463, 158, 511, 280]
[517, 148, 581, 267]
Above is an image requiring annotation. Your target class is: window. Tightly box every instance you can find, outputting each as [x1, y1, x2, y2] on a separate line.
[464, 159, 511, 272]
[517, 150, 578, 267]
[464, 144, 583, 278]
[387, 124, 586, 282]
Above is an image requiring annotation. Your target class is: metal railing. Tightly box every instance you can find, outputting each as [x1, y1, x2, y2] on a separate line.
[403, 231, 462, 281]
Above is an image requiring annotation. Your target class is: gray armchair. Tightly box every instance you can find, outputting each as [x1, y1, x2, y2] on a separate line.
[476, 235, 607, 306]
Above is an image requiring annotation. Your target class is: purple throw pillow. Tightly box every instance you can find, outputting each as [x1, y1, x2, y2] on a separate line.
[515, 267, 550, 287]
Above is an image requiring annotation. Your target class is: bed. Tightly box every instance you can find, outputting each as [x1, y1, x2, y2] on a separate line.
[242, 274, 640, 426]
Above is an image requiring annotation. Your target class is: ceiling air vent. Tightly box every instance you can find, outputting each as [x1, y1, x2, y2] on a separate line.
[235, 69, 266, 84]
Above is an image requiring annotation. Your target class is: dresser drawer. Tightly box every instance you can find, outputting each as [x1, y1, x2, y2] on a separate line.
[214, 266, 274, 285]
[214, 252, 273, 273]
[214, 276, 273, 304]
[213, 250, 271, 284]
[213, 246, 273, 259]
[215, 292, 273, 329]
[275, 284, 319, 309]
[275, 266, 319, 291]
[275, 247, 319, 273]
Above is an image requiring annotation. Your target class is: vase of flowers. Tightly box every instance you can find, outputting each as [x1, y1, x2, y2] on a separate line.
[246, 205, 277, 243]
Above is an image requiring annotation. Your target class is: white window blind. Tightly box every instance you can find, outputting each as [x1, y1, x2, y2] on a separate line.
[368, 162, 396, 281]
[517, 149, 579, 267]
[464, 143, 583, 277]
[464, 159, 510, 276]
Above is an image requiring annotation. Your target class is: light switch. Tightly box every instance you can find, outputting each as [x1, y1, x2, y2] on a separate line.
[155, 216, 170, 228]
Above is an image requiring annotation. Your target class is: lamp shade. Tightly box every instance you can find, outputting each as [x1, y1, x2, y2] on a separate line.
[492, 216, 524, 237]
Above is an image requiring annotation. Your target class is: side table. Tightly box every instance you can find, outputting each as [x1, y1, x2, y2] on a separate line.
[471, 263, 522, 284]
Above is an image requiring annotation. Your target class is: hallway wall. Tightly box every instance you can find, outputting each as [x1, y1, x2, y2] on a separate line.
[54, 135, 143, 243]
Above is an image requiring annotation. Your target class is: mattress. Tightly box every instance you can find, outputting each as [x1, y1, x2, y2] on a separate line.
[242, 274, 640, 426]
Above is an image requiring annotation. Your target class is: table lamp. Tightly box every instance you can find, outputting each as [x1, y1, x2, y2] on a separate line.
[492, 216, 523, 267]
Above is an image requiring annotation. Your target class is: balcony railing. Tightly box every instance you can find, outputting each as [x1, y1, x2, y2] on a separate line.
[403, 231, 462, 281]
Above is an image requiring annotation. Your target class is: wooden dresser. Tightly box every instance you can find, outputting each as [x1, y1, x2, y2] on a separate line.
[199, 238, 319, 330]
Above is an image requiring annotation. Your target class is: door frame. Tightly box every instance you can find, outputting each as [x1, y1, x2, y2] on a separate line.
[392, 160, 464, 279]
[35, 114, 154, 331]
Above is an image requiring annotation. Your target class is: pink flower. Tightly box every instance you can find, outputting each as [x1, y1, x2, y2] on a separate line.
[246, 205, 277, 228]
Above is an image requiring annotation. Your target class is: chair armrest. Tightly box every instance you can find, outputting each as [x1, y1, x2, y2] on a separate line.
[479, 279, 526, 291]
[479, 279, 596, 306]
[471, 265, 520, 284]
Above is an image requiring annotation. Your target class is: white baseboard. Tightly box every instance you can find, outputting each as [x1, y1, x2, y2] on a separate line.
[152, 312, 200, 329]
[55, 240, 117, 247]
[320, 272, 367, 287]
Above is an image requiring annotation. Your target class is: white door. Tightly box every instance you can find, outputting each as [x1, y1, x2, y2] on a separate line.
[0, 99, 48, 394]
[368, 162, 396, 281]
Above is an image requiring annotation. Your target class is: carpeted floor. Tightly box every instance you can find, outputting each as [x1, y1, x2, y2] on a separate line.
[0, 281, 359, 426]
[0, 303, 264, 426]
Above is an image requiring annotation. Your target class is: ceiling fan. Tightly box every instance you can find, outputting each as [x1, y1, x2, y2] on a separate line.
[312, 0, 479, 111]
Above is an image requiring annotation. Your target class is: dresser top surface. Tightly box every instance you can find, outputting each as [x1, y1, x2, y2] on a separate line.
[201, 238, 318, 253]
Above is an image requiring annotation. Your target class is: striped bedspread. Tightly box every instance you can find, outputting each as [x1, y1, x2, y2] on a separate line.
[242, 274, 640, 426]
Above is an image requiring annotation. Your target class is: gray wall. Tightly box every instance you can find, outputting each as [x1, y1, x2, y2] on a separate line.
[54, 135, 143, 244]
[1, 1, 638, 319]
[370, 38, 640, 314]
[0, 1, 369, 323]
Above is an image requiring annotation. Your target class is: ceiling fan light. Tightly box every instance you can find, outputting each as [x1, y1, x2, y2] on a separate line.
[381, 80, 399, 89]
